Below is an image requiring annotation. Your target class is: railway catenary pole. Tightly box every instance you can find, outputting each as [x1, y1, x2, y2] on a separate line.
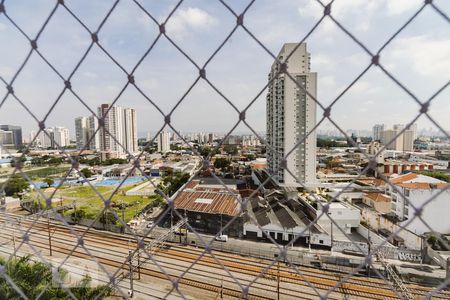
[274, 253, 280, 300]
[137, 247, 141, 280]
[277, 259, 280, 300]
[128, 249, 134, 297]
[48, 211, 52, 256]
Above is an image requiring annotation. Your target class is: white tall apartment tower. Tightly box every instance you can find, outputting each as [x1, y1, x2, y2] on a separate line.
[157, 130, 170, 153]
[75, 117, 89, 150]
[88, 116, 100, 151]
[52, 127, 70, 147]
[266, 43, 317, 185]
[372, 124, 384, 141]
[97, 104, 137, 155]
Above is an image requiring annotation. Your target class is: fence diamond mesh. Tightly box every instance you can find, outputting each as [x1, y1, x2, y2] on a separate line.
[0, 0, 449, 299]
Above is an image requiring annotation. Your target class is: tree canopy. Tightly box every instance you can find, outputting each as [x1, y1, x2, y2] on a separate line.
[0, 256, 111, 299]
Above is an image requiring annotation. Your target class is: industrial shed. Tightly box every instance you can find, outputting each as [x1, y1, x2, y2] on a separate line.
[243, 190, 329, 246]
[173, 181, 243, 237]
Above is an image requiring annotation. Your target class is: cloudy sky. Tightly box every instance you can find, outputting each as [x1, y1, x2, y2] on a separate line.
[0, 0, 449, 139]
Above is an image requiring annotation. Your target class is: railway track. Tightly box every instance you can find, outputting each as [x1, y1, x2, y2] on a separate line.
[0, 219, 330, 299]
[0, 213, 448, 299]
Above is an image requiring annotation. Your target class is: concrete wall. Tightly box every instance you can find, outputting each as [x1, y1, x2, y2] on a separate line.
[360, 208, 423, 250]
[402, 188, 450, 235]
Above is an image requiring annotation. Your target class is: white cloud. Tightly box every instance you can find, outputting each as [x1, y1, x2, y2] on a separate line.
[386, 0, 422, 16]
[166, 7, 217, 37]
[347, 80, 380, 94]
[389, 35, 450, 77]
[320, 75, 337, 88]
[82, 71, 98, 78]
[312, 54, 336, 69]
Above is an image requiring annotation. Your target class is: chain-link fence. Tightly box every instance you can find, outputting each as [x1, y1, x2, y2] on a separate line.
[0, 0, 449, 299]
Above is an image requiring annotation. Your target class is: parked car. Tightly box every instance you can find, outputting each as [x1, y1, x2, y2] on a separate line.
[215, 234, 228, 242]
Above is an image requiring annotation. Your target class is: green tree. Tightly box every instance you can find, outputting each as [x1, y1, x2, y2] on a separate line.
[214, 158, 231, 170]
[0, 256, 111, 299]
[3, 175, 29, 197]
[43, 177, 54, 188]
[223, 145, 238, 155]
[80, 168, 93, 178]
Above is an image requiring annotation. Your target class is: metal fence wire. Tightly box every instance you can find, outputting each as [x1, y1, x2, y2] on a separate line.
[0, 0, 449, 299]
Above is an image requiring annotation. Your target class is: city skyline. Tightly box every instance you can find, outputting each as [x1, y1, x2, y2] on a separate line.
[0, 0, 449, 137]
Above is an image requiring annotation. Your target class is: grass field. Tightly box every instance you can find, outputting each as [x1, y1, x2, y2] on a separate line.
[23, 179, 163, 223]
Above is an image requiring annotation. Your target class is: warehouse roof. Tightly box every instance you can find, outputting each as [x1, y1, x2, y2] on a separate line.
[174, 187, 241, 217]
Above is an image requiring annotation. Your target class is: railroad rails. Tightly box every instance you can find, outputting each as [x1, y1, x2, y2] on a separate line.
[0, 213, 448, 299]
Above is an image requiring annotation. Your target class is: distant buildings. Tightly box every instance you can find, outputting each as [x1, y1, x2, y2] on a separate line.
[380, 125, 414, 152]
[266, 43, 317, 185]
[97, 104, 138, 156]
[35, 126, 70, 148]
[372, 124, 384, 142]
[157, 130, 170, 153]
[75, 116, 101, 151]
[0, 125, 22, 148]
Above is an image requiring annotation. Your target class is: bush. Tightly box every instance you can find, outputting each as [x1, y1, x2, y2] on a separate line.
[80, 168, 93, 178]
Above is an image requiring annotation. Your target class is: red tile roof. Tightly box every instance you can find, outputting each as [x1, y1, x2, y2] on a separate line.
[363, 193, 391, 202]
[390, 173, 418, 184]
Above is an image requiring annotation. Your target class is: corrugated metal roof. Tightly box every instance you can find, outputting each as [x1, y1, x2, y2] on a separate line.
[174, 188, 240, 216]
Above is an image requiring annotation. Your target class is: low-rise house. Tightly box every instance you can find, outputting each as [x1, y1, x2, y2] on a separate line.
[362, 192, 391, 214]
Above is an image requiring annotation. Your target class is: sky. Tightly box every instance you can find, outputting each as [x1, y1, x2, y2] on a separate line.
[0, 0, 449, 139]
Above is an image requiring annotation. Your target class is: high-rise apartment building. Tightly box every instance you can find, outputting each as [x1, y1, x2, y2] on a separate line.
[75, 116, 100, 150]
[407, 123, 418, 141]
[372, 124, 384, 141]
[381, 126, 414, 152]
[266, 43, 317, 185]
[75, 117, 89, 150]
[157, 130, 170, 153]
[0, 125, 22, 148]
[53, 126, 70, 147]
[97, 104, 138, 155]
[37, 126, 70, 148]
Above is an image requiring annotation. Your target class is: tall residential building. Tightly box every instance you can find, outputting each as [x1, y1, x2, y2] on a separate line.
[37, 126, 70, 148]
[266, 43, 317, 185]
[53, 126, 70, 147]
[75, 116, 100, 150]
[75, 117, 89, 150]
[157, 130, 170, 153]
[88, 116, 100, 151]
[407, 123, 418, 141]
[0, 125, 22, 148]
[97, 104, 138, 155]
[403, 130, 414, 152]
[372, 124, 384, 141]
[381, 126, 414, 152]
